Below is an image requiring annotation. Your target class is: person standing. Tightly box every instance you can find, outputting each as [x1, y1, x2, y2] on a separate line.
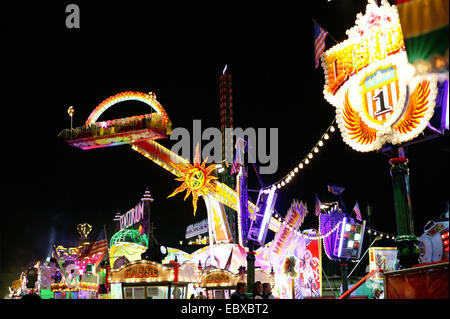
[373, 288, 384, 299]
[262, 283, 275, 299]
[252, 281, 263, 299]
[230, 282, 250, 300]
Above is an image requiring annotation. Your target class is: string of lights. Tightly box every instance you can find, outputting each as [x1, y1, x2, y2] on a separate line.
[272, 210, 396, 242]
[256, 115, 395, 242]
[365, 227, 397, 240]
[262, 118, 337, 193]
[297, 221, 343, 240]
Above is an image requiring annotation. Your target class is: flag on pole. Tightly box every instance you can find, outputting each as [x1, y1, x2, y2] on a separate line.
[238, 244, 247, 259]
[231, 137, 247, 175]
[231, 154, 240, 175]
[315, 194, 322, 216]
[85, 229, 109, 258]
[353, 201, 362, 222]
[224, 247, 234, 270]
[327, 183, 345, 195]
[313, 21, 328, 69]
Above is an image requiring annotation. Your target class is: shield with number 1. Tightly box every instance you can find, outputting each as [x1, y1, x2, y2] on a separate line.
[361, 65, 400, 125]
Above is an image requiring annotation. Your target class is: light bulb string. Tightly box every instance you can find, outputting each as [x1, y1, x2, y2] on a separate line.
[365, 226, 396, 240]
[273, 217, 396, 241]
[299, 220, 342, 240]
[263, 118, 337, 192]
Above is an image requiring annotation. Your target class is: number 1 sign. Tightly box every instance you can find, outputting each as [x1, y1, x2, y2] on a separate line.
[363, 65, 398, 123]
[321, 0, 438, 152]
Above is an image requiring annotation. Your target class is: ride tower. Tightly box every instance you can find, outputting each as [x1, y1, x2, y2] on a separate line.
[219, 64, 237, 242]
[141, 187, 155, 245]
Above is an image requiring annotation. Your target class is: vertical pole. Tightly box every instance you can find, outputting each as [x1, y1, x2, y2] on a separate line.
[146, 199, 151, 248]
[205, 196, 215, 267]
[366, 204, 372, 243]
[291, 279, 295, 299]
[102, 224, 109, 295]
[246, 242, 255, 295]
[337, 192, 349, 218]
[103, 224, 108, 247]
[340, 261, 349, 298]
[389, 147, 420, 268]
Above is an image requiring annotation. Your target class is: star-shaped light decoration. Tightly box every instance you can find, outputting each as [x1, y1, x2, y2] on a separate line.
[167, 144, 218, 215]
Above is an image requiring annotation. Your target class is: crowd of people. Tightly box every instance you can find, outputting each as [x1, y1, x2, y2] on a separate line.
[230, 281, 274, 300]
[188, 282, 275, 300]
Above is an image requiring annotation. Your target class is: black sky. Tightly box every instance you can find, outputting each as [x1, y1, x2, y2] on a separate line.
[1, 1, 448, 291]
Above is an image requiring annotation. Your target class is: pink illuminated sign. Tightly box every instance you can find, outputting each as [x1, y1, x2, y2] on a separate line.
[119, 203, 144, 230]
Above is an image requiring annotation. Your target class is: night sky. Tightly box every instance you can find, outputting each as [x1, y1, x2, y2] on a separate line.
[1, 1, 448, 294]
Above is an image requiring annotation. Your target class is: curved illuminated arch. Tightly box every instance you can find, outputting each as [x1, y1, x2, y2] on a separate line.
[85, 91, 170, 126]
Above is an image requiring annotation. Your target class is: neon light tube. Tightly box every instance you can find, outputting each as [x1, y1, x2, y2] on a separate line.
[258, 188, 276, 242]
[338, 217, 347, 258]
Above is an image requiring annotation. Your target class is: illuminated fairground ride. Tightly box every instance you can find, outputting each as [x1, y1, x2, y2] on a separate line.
[59, 91, 326, 298]
[59, 91, 281, 244]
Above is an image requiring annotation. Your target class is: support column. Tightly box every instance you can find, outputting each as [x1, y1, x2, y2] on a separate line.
[340, 261, 349, 298]
[246, 243, 255, 294]
[389, 154, 420, 268]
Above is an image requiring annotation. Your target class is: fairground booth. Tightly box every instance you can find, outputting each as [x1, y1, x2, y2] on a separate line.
[108, 260, 201, 299]
[199, 267, 274, 299]
[48, 224, 107, 299]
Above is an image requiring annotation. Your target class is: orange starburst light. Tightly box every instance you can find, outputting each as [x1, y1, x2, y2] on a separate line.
[167, 145, 218, 216]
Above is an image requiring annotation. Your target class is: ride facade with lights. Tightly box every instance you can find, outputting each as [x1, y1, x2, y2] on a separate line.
[321, 0, 438, 152]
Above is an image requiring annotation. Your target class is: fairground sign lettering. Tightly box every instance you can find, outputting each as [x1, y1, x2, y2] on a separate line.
[185, 219, 209, 239]
[124, 264, 159, 279]
[118, 203, 144, 230]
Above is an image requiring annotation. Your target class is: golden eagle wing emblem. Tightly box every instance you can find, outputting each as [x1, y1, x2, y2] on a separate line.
[393, 80, 430, 134]
[342, 89, 378, 146]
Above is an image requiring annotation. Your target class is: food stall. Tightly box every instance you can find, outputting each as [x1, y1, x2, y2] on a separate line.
[108, 260, 201, 299]
[199, 268, 242, 299]
[198, 268, 273, 299]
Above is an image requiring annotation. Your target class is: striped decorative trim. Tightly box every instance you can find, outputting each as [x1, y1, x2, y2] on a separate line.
[396, 0, 449, 38]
